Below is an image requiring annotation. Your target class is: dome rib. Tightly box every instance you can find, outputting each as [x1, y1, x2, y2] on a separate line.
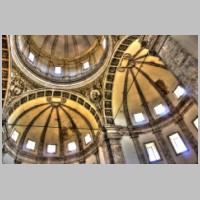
[38, 107, 54, 157]
[12, 103, 50, 127]
[17, 105, 51, 153]
[40, 36, 51, 52]
[64, 35, 68, 58]
[51, 35, 59, 58]
[131, 69, 154, 123]
[60, 106, 84, 152]
[82, 35, 91, 48]
[56, 106, 65, 158]
[62, 104, 95, 139]
[72, 35, 79, 58]
[137, 61, 167, 69]
[123, 68, 132, 126]
[134, 66, 174, 111]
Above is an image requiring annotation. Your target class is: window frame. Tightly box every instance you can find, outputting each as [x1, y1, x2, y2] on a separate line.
[192, 116, 198, 131]
[84, 134, 92, 145]
[173, 85, 186, 99]
[144, 141, 162, 163]
[54, 66, 62, 75]
[83, 61, 90, 70]
[153, 103, 166, 115]
[47, 144, 57, 154]
[168, 132, 189, 156]
[134, 112, 145, 123]
[68, 141, 77, 152]
[10, 130, 19, 142]
[28, 52, 35, 64]
[25, 139, 36, 151]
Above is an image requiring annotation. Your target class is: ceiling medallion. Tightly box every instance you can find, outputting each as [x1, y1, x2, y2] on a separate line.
[90, 89, 101, 103]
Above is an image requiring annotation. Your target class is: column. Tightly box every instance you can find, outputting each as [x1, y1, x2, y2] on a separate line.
[109, 136, 125, 164]
[153, 128, 175, 164]
[95, 149, 100, 164]
[100, 134, 114, 164]
[130, 135, 147, 164]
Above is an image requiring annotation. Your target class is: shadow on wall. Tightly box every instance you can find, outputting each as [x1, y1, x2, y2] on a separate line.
[171, 35, 198, 60]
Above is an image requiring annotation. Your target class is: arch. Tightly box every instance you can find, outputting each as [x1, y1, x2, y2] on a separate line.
[103, 35, 141, 125]
[102, 35, 193, 130]
[4, 89, 104, 127]
[2, 89, 104, 163]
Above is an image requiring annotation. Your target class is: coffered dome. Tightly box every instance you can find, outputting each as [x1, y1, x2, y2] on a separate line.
[10, 35, 112, 88]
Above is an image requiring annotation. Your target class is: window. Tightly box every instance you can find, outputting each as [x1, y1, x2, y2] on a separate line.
[174, 86, 186, 99]
[154, 104, 166, 115]
[11, 130, 19, 142]
[134, 113, 145, 122]
[193, 117, 198, 130]
[103, 38, 106, 49]
[169, 133, 188, 154]
[85, 134, 92, 144]
[145, 142, 161, 162]
[47, 145, 56, 153]
[68, 142, 76, 151]
[26, 140, 36, 150]
[55, 67, 61, 74]
[28, 52, 35, 62]
[83, 61, 90, 70]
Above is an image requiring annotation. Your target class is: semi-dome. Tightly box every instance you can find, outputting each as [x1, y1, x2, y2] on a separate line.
[10, 35, 112, 88]
[105, 37, 190, 128]
[5, 92, 100, 164]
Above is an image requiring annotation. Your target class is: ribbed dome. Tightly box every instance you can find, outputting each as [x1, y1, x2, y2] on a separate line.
[30, 35, 101, 60]
[111, 38, 185, 127]
[12, 35, 112, 88]
[7, 96, 99, 163]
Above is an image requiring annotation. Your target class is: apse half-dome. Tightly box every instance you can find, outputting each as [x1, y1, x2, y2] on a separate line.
[11, 35, 112, 88]
[107, 37, 189, 127]
[5, 93, 100, 164]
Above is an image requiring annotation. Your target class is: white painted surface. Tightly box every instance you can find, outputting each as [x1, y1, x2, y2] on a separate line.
[121, 136, 140, 164]
[98, 147, 105, 164]
[171, 35, 198, 59]
[2, 153, 15, 164]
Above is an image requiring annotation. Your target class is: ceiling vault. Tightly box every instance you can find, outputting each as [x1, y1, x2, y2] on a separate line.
[2, 35, 198, 164]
